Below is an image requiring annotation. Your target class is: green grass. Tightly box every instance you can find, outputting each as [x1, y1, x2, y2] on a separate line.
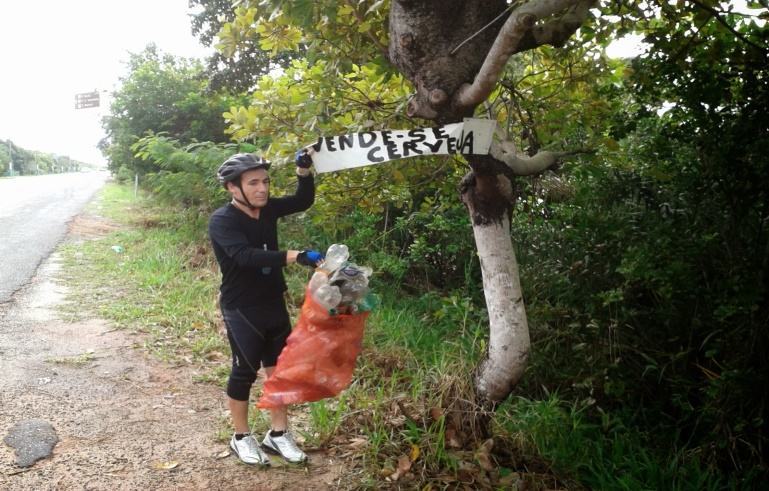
[497, 396, 745, 491]
[307, 394, 351, 445]
[59, 183, 228, 372]
[57, 183, 745, 490]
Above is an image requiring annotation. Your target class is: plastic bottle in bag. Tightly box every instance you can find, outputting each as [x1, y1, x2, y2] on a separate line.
[330, 265, 370, 305]
[356, 292, 379, 312]
[308, 270, 329, 294]
[314, 284, 342, 311]
[323, 244, 349, 272]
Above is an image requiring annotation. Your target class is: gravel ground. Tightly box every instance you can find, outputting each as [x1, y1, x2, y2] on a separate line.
[0, 216, 345, 491]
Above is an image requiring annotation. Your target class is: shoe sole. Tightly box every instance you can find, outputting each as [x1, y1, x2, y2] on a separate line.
[230, 441, 270, 466]
[261, 441, 307, 464]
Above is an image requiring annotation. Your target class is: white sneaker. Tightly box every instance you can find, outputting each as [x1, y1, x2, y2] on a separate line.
[262, 431, 307, 463]
[230, 434, 270, 466]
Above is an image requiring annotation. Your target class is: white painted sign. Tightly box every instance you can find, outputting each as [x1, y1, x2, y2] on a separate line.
[306, 118, 496, 174]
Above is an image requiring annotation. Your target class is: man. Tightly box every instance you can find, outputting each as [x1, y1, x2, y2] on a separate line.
[208, 150, 322, 466]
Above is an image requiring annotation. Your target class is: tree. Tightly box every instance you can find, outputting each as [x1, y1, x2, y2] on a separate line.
[390, 0, 600, 404]
[218, 0, 597, 410]
[101, 44, 242, 177]
[1, 139, 87, 175]
[189, 0, 299, 93]
[0, 140, 11, 175]
[216, 3, 769, 459]
[594, 1, 769, 472]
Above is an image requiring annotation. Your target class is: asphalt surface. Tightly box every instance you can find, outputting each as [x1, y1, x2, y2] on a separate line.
[0, 172, 108, 304]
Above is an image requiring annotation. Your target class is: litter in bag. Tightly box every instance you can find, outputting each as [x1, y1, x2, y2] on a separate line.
[256, 287, 369, 408]
[257, 244, 374, 408]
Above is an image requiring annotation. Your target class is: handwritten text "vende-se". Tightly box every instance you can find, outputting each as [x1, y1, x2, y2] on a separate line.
[311, 127, 478, 163]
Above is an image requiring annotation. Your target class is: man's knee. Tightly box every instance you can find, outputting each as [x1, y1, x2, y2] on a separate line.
[227, 367, 257, 401]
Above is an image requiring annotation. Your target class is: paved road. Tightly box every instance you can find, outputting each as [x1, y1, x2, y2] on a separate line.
[0, 172, 108, 303]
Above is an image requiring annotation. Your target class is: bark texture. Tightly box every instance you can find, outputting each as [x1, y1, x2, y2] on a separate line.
[471, 213, 530, 400]
[389, 0, 508, 122]
[459, 158, 529, 402]
[390, 0, 595, 122]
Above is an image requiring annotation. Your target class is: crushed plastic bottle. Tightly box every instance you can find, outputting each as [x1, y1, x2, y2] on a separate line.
[355, 292, 379, 313]
[323, 244, 349, 272]
[308, 244, 374, 315]
[314, 284, 342, 311]
[329, 265, 370, 305]
[308, 270, 329, 294]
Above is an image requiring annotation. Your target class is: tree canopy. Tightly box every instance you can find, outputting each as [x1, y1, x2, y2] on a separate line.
[100, 44, 245, 178]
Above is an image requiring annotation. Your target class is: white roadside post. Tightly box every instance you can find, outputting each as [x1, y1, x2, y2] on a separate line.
[7, 140, 13, 177]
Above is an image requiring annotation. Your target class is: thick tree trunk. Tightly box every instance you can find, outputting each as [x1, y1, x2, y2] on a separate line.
[471, 215, 530, 401]
[389, 0, 507, 122]
[389, 0, 531, 407]
[460, 159, 529, 403]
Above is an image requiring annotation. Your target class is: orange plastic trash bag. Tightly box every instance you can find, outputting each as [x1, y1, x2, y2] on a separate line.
[257, 288, 369, 409]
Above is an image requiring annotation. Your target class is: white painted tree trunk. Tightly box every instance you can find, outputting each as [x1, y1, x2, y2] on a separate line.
[472, 215, 530, 403]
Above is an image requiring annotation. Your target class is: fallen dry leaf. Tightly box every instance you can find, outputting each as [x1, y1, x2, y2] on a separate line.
[445, 427, 463, 448]
[409, 443, 420, 462]
[476, 450, 495, 472]
[398, 454, 412, 472]
[205, 351, 226, 361]
[480, 438, 494, 452]
[347, 436, 368, 449]
[215, 450, 231, 459]
[476, 438, 495, 471]
[498, 471, 522, 487]
[389, 454, 412, 481]
[152, 460, 179, 470]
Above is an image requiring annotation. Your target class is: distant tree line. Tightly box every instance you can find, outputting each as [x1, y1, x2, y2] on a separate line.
[0, 139, 94, 176]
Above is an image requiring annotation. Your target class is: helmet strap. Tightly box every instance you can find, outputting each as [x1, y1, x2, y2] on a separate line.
[234, 182, 257, 210]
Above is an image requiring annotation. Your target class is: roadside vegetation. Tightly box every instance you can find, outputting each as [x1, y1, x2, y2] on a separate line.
[1, 138, 93, 176]
[59, 174, 758, 489]
[64, 1, 768, 489]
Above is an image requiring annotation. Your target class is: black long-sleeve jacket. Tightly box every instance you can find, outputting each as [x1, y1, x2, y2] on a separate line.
[208, 174, 314, 308]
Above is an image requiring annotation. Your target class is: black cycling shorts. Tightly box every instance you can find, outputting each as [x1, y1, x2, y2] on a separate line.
[221, 300, 291, 401]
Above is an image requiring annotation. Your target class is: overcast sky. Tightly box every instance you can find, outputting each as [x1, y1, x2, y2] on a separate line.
[0, 1, 211, 167]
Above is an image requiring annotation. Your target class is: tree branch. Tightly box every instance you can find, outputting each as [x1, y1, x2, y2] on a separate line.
[489, 128, 592, 176]
[528, 0, 595, 48]
[688, 0, 768, 53]
[455, 0, 595, 111]
[344, 0, 390, 60]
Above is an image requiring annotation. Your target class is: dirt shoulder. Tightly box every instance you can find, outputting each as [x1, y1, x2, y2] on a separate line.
[0, 215, 344, 490]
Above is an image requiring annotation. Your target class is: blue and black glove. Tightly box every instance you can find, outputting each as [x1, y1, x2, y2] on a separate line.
[297, 250, 324, 267]
[295, 149, 313, 169]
